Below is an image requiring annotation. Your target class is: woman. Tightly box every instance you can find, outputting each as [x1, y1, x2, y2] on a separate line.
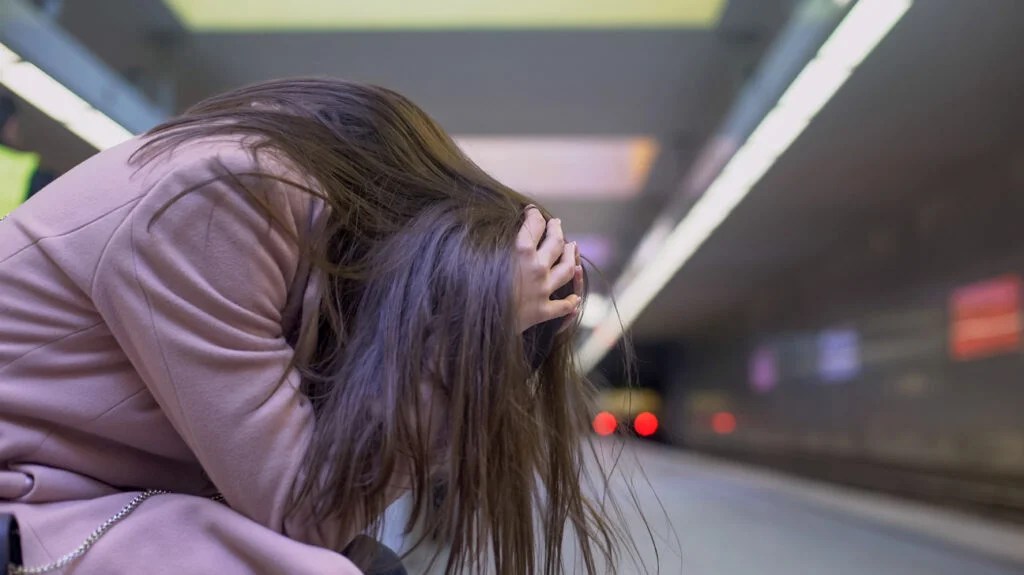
[0, 79, 624, 574]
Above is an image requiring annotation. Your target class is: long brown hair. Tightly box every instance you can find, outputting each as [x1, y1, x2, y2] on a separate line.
[133, 78, 641, 574]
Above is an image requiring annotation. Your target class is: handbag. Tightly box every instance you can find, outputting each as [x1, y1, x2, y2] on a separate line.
[1, 499, 406, 574]
[342, 535, 408, 575]
[1, 513, 22, 575]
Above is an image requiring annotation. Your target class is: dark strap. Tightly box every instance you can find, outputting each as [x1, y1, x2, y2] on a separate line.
[342, 535, 407, 575]
[0, 513, 22, 575]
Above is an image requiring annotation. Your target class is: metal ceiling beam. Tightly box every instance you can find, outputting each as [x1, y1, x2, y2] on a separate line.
[0, 0, 167, 134]
[615, 0, 848, 294]
[580, 0, 874, 371]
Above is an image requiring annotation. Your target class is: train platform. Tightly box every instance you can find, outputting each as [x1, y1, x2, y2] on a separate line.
[617, 444, 1024, 574]
[386, 442, 1024, 574]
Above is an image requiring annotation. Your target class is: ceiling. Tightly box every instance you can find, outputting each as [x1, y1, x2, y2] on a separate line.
[13, 0, 802, 337]
[631, 0, 1024, 341]
[19, 0, 1020, 347]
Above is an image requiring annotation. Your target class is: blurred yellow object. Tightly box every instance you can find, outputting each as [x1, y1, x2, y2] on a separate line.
[0, 145, 39, 218]
[596, 388, 661, 418]
[163, 0, 726, 31]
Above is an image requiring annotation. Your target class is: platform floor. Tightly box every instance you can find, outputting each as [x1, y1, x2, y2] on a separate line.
[385, 443, 1024, 574]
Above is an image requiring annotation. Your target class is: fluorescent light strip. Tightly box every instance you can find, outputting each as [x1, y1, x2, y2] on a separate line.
[0, 42, 134, 150]
[0, 44, 17, 66]
[579, 0, 913, 369]
[66, 108, 137, 151]
[778, 58, 852, 116]
[580, 293, 610, 329]
[2, 62, 91, 124]
[163, 0, 728, 31]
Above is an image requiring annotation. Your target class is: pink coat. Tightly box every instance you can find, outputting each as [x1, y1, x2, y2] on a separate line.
[0, 136, 369, 574]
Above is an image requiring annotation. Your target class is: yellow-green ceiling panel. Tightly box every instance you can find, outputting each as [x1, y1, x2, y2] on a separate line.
[163, 0, 727, 31]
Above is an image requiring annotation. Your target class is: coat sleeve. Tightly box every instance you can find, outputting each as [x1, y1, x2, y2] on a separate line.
[91, 147, 357, 551]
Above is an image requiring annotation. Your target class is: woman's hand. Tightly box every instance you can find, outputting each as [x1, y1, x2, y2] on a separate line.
[515, 207, 582, 333]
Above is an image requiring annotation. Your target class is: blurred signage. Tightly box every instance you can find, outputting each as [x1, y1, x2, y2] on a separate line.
[950, 275, 1022, 361]
[817, 328, 860, 383]
[775, 333, 819, 380]
[749, 345, 778, 393]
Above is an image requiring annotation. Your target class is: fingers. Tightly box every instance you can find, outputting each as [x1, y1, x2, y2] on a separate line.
[541, 295, 581, 323]
[516, 206, 547, 251]
[572, 242, 583, 297]
[547, 241, 576, 291]
[557, 306, 580, 334]
[537, 218, 565, 266]
[559, 259, 584, 334]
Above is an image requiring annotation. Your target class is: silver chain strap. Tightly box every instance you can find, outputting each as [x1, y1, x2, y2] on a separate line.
[8, 489, 168, 575]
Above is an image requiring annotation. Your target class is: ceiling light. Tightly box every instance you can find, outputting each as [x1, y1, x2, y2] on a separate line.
[819, 0, 913, 69]
[0, 44, 17, 66]
[578, 0, 913, 370]
[65, 108, 136, 151]
[0, 61, 91, 124]
[746, 103, 810, 157]
[163, 0, 727, 31]
[778, 58, 852, 118]
[0, 42, 134, 150]
[456, 136, 658, 200]
[580, 293, 610, 329]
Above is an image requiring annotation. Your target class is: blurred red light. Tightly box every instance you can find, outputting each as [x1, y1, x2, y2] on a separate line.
[633, 412, 658, 437]
[593, 411, 617, 436]
[711, 411, 736, 435]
